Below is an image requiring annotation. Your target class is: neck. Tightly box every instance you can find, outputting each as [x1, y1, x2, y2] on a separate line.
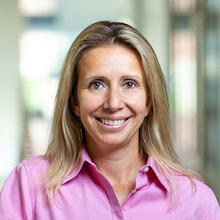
[86, 138, 147, 185]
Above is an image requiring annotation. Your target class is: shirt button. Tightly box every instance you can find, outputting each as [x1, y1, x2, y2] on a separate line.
[143, 167, 149, 173]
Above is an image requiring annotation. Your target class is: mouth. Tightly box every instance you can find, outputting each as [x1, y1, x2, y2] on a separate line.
[95, 117, 129, 126]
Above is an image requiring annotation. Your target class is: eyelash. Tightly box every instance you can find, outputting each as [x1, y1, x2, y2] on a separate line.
[123, 81, 137, 89]
[89, 80, 103, 89]
[88, 80, 137, 90]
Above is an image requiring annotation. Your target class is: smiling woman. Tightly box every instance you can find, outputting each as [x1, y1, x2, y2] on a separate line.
[74, 45, 150, 154]
[0, 21, 219, 219]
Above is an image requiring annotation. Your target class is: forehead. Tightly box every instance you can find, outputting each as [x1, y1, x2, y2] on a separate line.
[78, 45, 144, 78]
[79, 44, 140, 61]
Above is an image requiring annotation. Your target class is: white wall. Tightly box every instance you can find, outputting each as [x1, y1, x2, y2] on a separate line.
[0, 1, 22, 179]
[136, 0, 170, 76]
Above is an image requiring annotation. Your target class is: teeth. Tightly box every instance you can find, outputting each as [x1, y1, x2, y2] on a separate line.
[100, 119, 125, 126]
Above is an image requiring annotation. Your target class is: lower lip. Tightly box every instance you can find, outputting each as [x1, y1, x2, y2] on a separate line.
[96, 118, 129, 130]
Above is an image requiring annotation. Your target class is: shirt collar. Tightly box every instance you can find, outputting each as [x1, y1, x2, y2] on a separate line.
[62, 148, 94, 184]
[62, 148, 170, 192]
[144, 156, 170, 192]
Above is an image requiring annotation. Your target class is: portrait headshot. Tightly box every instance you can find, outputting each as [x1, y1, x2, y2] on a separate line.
[0, 20, 219, 219]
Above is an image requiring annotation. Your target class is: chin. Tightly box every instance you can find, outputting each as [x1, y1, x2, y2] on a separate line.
[96, 137, 130, 148]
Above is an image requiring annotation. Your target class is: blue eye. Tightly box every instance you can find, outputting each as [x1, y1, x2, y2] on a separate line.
[89, 80, 103, 89]
[124, 81, 136, 89]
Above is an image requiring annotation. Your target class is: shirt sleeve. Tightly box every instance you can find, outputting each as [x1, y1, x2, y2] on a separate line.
[203, 188, 220, 220]
[0, 162, 33, 220]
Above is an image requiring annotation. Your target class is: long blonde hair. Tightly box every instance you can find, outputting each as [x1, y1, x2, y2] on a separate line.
[44, 21, 201, 203]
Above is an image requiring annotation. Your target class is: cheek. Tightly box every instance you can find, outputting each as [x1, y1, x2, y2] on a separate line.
[78, 93, 103, 116]
[127, 93, 147, 111]
[131, 101, 150, 118]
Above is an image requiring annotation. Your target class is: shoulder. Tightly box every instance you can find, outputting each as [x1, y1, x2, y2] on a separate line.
[176, 174, 216, 200]
[175, 175, 220, 219]
[0, 156, 50, 219]
[17, 156, 49, 185]
[3, 155, 49, 190]
[20, 155, 49, 174]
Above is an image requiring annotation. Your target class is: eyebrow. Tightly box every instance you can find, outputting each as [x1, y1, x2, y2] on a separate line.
[84, 75, 107, 82]
[84, 74, 143, 82]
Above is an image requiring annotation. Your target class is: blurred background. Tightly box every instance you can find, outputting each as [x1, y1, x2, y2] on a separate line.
[0, 0, 219, 201]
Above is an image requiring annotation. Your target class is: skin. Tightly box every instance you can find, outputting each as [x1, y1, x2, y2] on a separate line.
[74, 45, 151, 205]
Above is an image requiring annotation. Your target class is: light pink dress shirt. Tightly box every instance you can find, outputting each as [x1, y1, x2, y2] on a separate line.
[0, 148, 219, 220]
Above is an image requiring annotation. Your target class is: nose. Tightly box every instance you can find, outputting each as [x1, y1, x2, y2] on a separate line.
[103, 87, 125, 112]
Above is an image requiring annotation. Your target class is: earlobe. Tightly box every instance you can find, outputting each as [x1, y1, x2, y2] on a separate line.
[70, 96, 80, 117]
[145, 102, 152, 117]
[73, 106, 80, 117]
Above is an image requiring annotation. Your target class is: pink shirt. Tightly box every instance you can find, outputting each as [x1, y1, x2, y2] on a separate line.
[0, 149, 219, 220]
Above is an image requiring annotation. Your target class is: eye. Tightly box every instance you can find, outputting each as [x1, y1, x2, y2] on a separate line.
[89, 80, 103, 90]
[123, 81, 137, 89]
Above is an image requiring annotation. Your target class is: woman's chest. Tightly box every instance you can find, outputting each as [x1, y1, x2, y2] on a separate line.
[33, 180, 203, 220]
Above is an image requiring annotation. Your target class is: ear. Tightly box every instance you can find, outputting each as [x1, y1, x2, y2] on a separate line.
[73, 105, 80, 117]
[145, 102, 152, 117]
[70, 96, 80, 117]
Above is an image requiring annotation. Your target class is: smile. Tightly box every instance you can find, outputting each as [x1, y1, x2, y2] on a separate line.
[96, 117, 129, 127]
[100, 119, 125, 126]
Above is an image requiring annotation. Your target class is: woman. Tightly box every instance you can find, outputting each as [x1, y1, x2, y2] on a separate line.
[0, 21, 219, 219]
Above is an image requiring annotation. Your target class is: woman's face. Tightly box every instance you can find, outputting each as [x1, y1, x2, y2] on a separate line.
[74, 45, 150, 149]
